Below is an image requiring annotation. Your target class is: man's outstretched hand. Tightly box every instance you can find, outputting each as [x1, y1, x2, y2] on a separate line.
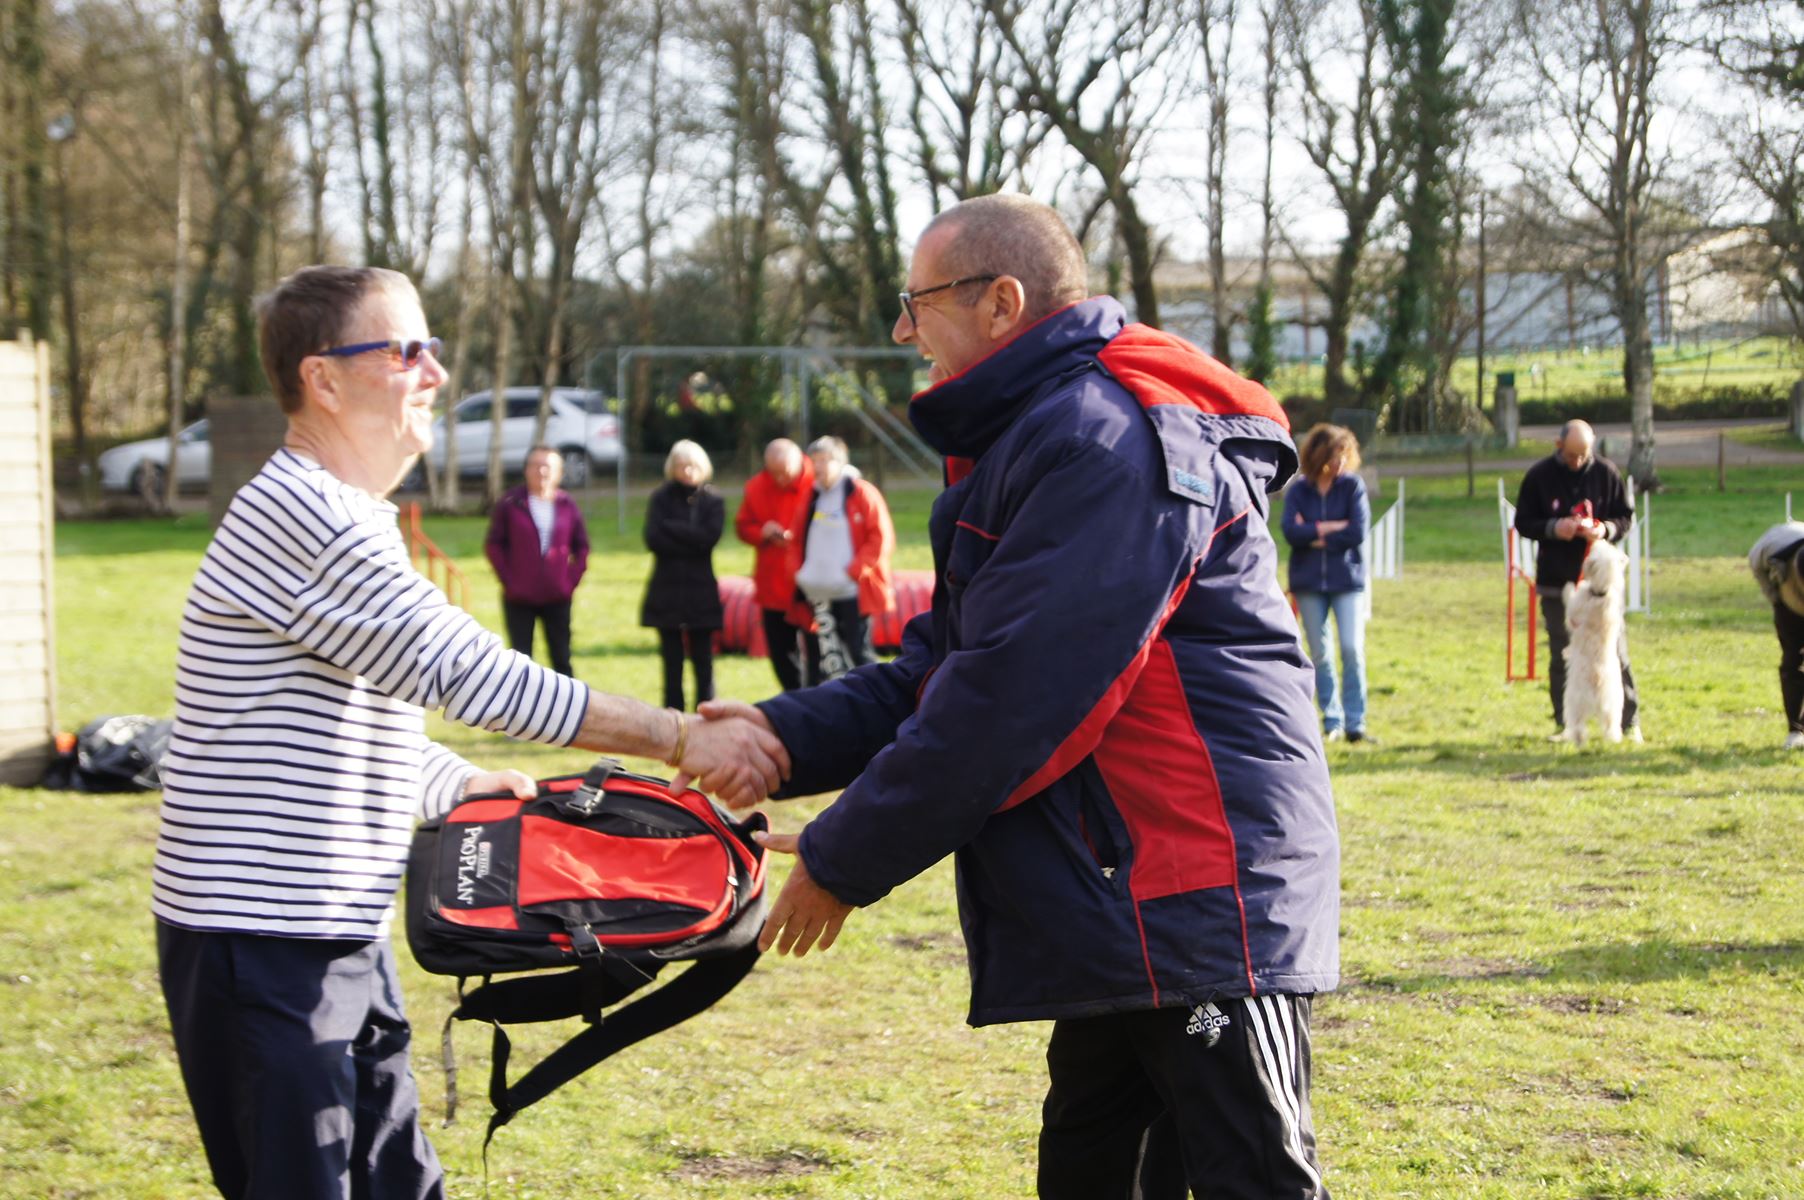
[674, 699, 788, 810]
[670, 703, 790, 809]
[755, 831, 854, 956]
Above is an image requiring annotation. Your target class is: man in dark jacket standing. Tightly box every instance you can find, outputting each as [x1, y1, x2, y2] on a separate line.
[484, 445, 589, 676]
[703, 194, 1338, 1199]
[1512, 420, 1640, 738]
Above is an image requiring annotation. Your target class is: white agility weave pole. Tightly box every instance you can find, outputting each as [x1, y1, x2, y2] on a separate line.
[1360, 478, 1404, 619]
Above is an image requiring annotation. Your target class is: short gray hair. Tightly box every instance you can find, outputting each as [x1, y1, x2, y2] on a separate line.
[923, 194, 1089, 322]
[806, 435, 848, 464]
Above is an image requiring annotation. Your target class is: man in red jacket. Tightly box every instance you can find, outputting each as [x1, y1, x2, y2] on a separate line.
[734, 438, 814, 690]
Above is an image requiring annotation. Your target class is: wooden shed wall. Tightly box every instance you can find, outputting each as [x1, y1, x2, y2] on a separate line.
[0, 338, 55, 785]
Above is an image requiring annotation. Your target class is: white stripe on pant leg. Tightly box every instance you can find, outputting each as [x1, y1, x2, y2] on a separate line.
[1264, 996, 1323, 1191]
[1243, 998, 1301, 1135]
[1268, 996, 1303, 1109]
[1268, 996, 1324, 1191]
[1245, 997, 1322, 1191]
[1130, 1125, 1153, 1200]
[1251, 997, 1303, 1132]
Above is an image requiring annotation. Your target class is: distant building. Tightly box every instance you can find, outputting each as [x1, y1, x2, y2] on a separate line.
[1136, 225, 1788, 368]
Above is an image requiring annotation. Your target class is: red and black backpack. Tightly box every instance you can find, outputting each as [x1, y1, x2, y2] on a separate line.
[405, 758, 768, 1143]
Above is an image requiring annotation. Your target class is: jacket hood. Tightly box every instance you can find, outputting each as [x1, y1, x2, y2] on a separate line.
[908, 297, 1124, 459]
[1097, 321, 1297, 496]
[908, 297, 1297, 494]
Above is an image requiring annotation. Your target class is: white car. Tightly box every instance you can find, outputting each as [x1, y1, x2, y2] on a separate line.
[423, 388, 621, 488]
[96, 419, 211, 497]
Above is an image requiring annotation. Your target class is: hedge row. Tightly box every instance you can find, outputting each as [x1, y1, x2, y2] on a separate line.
[1280, 381, 1798, 433]
[1512, 382, 1793, 426]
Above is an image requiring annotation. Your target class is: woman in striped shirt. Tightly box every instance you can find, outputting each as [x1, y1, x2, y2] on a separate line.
[153, 266, 786, 1200]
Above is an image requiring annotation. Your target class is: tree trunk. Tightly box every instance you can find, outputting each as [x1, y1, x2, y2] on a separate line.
[1621, 284, 1658, 487]
[1321, 239, 1362, 407]
[1115, 186, 1161, 329]
[163, 15, 193, 517]
[53, 151, 87, 476]
[488, 0, 533, 504]
[15, 0, 53, 340]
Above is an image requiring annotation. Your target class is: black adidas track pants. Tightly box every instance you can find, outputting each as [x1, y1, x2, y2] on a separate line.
[1038, 993, 1329, 1200]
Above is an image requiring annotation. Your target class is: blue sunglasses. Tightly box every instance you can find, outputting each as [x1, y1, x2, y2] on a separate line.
[315, 336, 442, 368]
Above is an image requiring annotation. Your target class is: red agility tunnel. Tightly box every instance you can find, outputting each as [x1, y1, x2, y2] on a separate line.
[870, 570, 935, 652]
[713, 576, 769, 657]
[714, 570, 936, 656]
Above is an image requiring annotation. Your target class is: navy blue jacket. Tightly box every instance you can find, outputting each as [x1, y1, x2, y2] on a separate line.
[1281, 474, 1370, 594]
[757, 298, 1340, 1026]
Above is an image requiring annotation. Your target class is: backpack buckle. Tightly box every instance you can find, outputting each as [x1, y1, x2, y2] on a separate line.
[565, 758, 623, 817]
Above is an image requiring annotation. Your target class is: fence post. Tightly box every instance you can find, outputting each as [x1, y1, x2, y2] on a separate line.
[1466, 439, 1474, 498]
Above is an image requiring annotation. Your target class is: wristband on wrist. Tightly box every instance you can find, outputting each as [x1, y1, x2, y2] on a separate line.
[664, 707, 689, 767]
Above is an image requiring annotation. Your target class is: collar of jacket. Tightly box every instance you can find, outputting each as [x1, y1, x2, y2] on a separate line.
[503, 485, 562, 508]
[908, 296, 1126, 460]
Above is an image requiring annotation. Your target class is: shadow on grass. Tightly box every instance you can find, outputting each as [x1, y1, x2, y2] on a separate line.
[1326, 738, 1794, 783]
[1350, 938, 1804, 994]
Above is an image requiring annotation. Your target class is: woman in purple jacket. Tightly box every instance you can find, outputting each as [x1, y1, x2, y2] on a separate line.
[1282, 424, 1373, 742]
[485, 444, 590, 676]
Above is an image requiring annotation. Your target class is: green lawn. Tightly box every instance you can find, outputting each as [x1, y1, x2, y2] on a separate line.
[4, 467, 1801, 1198]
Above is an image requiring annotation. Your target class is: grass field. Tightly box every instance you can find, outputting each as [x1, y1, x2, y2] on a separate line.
[4, 463, 1802, 1198]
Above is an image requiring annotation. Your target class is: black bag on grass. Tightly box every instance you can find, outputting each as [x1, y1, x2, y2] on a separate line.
[405, 758, 768, 1142]
[40, 714, 173, 792]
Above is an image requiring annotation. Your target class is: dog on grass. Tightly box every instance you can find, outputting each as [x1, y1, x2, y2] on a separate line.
[1561, 539, 1630, 746]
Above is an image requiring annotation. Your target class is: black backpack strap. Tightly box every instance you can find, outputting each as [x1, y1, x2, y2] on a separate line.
[482, 942, 760, 1150]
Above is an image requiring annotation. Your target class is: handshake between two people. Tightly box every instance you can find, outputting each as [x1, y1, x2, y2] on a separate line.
[671, 698, 855, 962]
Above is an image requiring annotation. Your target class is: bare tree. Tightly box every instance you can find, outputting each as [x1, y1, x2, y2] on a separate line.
[1282, 0, 1403, 407]
[6, 0, 54, 341]
[1361, 0, 1505, 432]
[1514, 0, 1708, 487]
[1244, 0, 1283, 383]
[989, 0, 1188, 328]
[1706, 1, 1804, 372]
[291, 0, 330, 261]
[526, 0, 625, 478]
[894, 0, 1048, 208]
[1732, 122, 1804, 338]
[195, 0, 307, 396]
[445, 0, 541, 499]
[1198, 0, 1239, 362]
[600, 0, 679, 445]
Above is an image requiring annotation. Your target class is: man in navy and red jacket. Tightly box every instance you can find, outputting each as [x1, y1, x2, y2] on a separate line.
[708, 195, 1338, 1198]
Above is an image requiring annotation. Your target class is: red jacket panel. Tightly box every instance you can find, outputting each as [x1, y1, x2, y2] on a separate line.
[735, 460, 816, 610]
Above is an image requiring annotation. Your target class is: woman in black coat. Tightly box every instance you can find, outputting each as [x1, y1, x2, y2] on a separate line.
[641, 439, 726, 711]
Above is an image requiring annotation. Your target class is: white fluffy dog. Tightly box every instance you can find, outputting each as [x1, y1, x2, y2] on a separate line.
[1561, 540, 1630, 746]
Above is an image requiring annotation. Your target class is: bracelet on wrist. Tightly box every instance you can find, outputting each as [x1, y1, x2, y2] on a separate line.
[664, 707, 689, 768]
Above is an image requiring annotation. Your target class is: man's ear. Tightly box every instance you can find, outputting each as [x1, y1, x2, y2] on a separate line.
[299, 356, 343, 415]
[986, 277, 1028, 340]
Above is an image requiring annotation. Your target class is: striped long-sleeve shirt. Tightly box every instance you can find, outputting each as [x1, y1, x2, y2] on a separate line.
[152, 449, 590, 940]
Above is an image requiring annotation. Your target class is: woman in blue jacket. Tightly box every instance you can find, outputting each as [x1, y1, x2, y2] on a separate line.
[1282, 423, 1372, 742]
